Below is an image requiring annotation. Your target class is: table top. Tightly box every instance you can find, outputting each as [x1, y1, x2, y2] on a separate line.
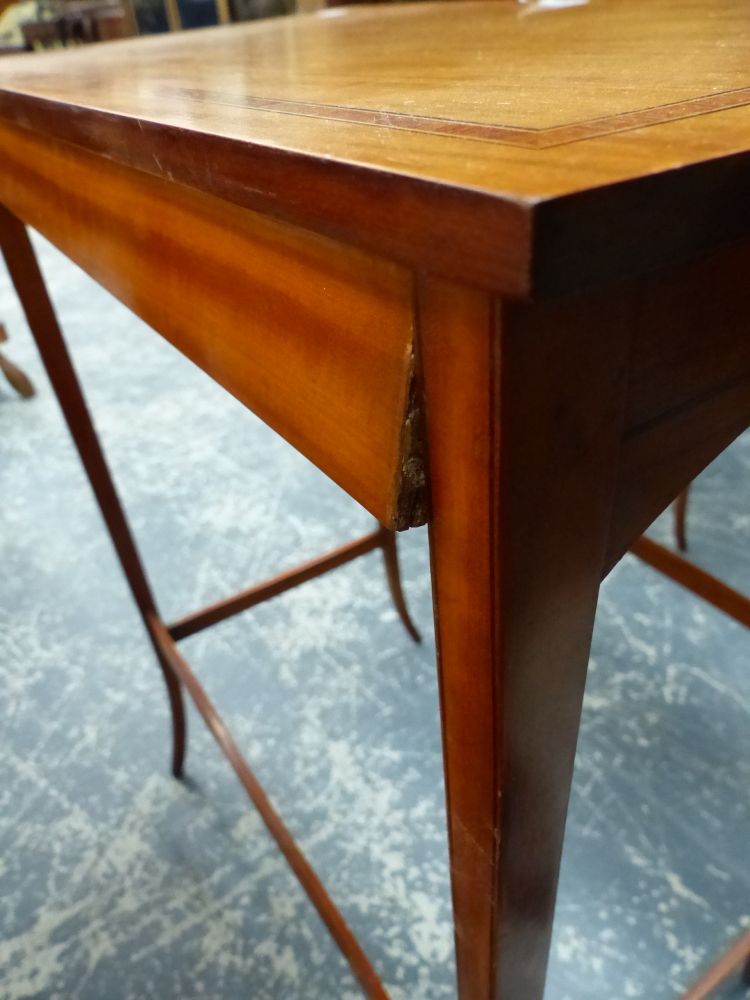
[1, 0, 749, 296]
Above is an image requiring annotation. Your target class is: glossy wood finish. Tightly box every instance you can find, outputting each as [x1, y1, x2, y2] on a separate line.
[417, 248, 750, 1000]
[603, 239, 750, 573]
[3, 3, 750, 999]
[0, 118, 421, 530]
[3, 0, 750, 295]
[420, 278, 632, 1000]
[419, 280, 498, 1000]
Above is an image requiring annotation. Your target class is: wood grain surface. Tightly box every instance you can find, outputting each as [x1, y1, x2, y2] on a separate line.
[420, 276, 633, 1000]
[0, 118, 420, 529]
[2, 0, 750, 295]
[419, 278, 498, 1000]
[603, 239, 750, 571]
[419, 249, 750, 999]
[3, 4, 750, 1000]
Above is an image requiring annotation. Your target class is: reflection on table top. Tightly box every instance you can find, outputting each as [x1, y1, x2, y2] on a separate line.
[1, 0, 749, 296]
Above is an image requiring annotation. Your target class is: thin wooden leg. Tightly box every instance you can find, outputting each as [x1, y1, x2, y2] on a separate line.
[379, 524, 421, 643]
[0, 203, 187, 777]
[681, 929, 750, 1000]
[674, 485, 690, 551]
[419, 277, 631, 1000]
[631, 534, 750, 628]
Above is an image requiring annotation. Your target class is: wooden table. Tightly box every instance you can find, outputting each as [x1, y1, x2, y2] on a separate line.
[1, 1, 749, 997]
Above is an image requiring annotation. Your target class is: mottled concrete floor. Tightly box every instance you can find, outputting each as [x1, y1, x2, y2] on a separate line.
[1, 234, 748, 1000]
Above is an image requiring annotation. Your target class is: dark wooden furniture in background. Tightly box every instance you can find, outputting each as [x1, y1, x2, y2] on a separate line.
[20, 0, 136, 49]
[1, 1, 750, 997]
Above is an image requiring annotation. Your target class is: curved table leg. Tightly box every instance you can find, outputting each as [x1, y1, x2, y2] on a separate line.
[0, 322, 36, 398]
[0, 203, 187, 776]
[379, 524, 421, 643]
[674, 486, 690, 551]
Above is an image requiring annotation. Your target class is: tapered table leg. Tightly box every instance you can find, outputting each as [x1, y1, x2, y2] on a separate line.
[0, 203, 187, 776]
[419, 278, 632, 1000]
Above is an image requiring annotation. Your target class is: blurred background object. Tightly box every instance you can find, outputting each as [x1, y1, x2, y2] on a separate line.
[0, 0, 37, 50]
[0, 321, 34, 397]
[0, 0, 293, 53]
[139, 0, 292, 35]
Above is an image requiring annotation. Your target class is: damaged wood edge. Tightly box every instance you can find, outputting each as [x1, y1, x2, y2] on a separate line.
[393, 348, 428, 531]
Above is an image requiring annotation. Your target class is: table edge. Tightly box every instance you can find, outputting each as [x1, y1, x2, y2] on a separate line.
[0, 89, 534, 296]
[3, 89, 750, 299]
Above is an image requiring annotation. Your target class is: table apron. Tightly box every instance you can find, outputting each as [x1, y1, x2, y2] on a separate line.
[0, 117, 423, 529]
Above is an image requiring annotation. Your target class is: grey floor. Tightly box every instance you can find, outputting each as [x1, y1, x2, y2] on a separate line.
[0, 233, 748, 1000]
